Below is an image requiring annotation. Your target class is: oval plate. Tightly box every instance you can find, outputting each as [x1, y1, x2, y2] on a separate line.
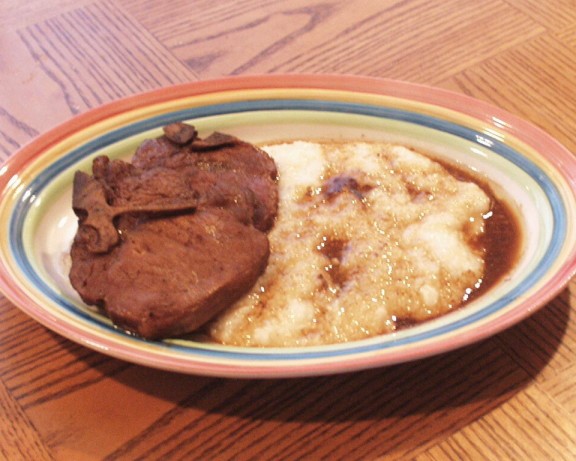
[1, 75, 576, 378]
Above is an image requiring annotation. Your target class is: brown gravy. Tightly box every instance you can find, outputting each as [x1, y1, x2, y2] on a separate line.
[441, 160, 522, 304]
[206, 140, 525, 345]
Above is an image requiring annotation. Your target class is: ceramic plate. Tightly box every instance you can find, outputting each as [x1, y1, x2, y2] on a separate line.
[1, 75, 576, 378]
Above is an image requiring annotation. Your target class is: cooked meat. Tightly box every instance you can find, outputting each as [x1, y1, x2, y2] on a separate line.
[69, 123, 278, 340]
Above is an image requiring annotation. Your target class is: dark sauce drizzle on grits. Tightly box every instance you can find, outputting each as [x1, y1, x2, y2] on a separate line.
[388, 152, 523, 331]
[444, 161, 521, 281]
[420, 156, 522, 311]
[308, 145, 523, 331]
[196, 142, 524, 341]
[316, 155, 522, 331]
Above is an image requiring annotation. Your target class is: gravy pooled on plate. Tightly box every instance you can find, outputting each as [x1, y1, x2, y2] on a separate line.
[209, 140, 520, 347]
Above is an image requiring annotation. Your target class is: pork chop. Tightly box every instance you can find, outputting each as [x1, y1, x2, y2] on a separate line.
[69, 123, 278, 340]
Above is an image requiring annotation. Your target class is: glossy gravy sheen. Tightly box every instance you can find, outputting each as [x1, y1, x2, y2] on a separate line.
[438, 160, 521, 302]
[207, 140, 522, 346]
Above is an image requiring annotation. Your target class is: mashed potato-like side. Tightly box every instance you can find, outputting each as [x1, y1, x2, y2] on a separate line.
[209, 141, 491, 347]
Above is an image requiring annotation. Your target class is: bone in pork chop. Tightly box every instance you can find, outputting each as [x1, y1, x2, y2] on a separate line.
[69, 123, 278, 340]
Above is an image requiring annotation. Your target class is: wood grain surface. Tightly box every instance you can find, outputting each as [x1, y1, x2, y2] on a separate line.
[1, 0, 575, 459]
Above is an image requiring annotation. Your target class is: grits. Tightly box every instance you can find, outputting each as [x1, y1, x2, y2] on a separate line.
[209, 141, 492, 347]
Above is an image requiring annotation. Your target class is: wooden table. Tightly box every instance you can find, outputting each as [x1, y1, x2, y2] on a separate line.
[1, 1, 575, 459]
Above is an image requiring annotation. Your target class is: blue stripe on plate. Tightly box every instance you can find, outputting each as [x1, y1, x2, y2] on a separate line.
[8, 99, 567, 361]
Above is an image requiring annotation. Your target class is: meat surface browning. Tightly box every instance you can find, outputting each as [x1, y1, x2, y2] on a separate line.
[69, 123, 278, 339]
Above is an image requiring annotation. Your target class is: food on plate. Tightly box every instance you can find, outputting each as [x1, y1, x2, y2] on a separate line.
[69, 123, 279, 340]
[208, 140, 520, 347]
[69, 124, 520, 346]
